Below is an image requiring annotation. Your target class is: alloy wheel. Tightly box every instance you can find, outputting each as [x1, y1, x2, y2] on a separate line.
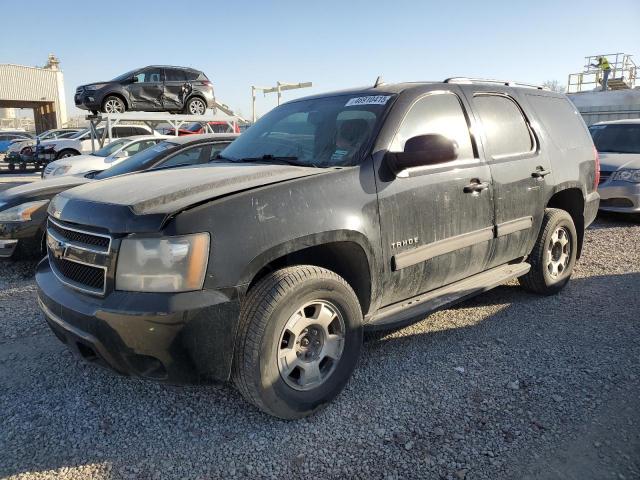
[104, 99, 124, 113]
[189, 99, 206, 115]
[546, 226, 571, 278]
[278, 300, 346, 391]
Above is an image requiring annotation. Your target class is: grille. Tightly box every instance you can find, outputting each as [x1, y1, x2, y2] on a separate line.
[600, 198, 634, 208]
[599, 170, 613, 185]
[49, 255, 105, 292]
[48, 219, 110, 251]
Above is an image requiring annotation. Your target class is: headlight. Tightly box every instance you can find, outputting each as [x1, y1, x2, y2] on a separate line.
[610, 169, 640, 183]
[52, 165, 71, 176]
[0, 200, 49, 222]
[116, 233, 210, 292]
[84, 84, 106, 91]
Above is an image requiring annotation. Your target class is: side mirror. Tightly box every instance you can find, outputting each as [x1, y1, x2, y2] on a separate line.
[131, 76, 139, 83]
[386, 134, 458, 174]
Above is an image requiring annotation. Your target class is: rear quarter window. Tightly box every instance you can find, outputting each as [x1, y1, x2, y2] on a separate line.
[525, 95, 591, 150]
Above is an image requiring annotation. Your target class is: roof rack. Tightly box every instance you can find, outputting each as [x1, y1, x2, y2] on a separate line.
[444, 77, 548, 90]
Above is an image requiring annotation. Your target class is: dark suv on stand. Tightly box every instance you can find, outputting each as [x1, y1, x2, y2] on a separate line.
[74, 66, 215, 115]
[37, 79, 600, 419]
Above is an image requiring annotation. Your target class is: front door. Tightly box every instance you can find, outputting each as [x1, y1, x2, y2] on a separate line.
[463, 88, 550, 268]
[375, 89, 496, 306]
[128, 68, 164, 111]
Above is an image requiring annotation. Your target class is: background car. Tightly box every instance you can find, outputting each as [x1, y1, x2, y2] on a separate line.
[74, 66, 215, 115]
[35, 125, 155, 162]
[166, 121, 240, 136]
[0, 133, 238, 259]
[0, 131, 32, 155]
[5, 129, 81, 171]
[590, 119, 640, 215]
[43, 135, 169, 178]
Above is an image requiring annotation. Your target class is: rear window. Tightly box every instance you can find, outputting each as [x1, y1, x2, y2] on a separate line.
[589, 123, 640, 154]
[526, 95, 590, 150]
[474, 94, 533, 158]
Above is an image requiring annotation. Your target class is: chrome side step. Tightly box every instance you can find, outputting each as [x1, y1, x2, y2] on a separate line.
[365, 262, 531, 331]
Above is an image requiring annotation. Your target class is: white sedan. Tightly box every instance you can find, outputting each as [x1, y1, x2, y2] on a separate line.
[42, 135, 169, 178]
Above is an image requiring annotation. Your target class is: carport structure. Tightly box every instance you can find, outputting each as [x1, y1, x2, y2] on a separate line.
[0, 55, 67, 133]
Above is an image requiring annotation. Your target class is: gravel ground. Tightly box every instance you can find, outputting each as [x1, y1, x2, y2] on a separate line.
[0, 214, 638, 480]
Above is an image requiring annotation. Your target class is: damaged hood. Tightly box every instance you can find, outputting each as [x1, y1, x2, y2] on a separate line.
[52, 163, 330, 232]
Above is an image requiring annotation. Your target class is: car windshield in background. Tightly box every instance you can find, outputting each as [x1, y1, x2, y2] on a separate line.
[590, 124, 640, 154]
[219, 94, 395, 167]
[59, 131, 79, 139]
[68, 129, 89, 139]
[93, 141, 178, 180]
[92, 139, 129, 157]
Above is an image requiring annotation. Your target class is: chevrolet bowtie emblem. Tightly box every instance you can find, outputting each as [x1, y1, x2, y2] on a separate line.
[47, 234, 68, 260]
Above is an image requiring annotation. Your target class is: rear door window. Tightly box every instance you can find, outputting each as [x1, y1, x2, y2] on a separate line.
[390, 91, 475, 159]
[165, 69, 187, 82]
[474, 94, 534, 158]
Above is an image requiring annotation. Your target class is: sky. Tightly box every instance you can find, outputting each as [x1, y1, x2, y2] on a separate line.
[1, 0, 639, 120]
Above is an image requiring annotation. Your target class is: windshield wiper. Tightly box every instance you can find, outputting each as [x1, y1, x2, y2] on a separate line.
[223, 154, 310, 167]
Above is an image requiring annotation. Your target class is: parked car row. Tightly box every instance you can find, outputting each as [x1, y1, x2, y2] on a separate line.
[0, 133, 237, 258]
[4, 129, 82, 171]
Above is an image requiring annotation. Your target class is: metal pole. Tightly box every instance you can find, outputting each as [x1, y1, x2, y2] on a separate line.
[251, 86, 257, 123]
[277, 81, 282, 106]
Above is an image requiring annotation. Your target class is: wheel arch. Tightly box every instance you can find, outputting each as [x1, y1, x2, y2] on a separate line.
[102, 92, 129, 110]
[546, 185, 585, 258]
[241, 231, 375, 315]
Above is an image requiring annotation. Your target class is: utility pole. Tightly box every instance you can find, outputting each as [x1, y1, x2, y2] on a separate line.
[251, 81, 312, 123]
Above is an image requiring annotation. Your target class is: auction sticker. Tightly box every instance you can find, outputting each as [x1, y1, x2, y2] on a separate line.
[345, 95, 391, 107]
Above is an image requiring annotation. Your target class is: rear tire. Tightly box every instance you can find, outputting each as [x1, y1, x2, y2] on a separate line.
[519, 208, 577, 295]
[18, 162, 27, 171]
[233, 266, 363, 419]
[8, 163, 15, 172]
[185, 97, 206, 115]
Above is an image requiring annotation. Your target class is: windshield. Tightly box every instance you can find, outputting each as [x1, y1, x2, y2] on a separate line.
[59, 131, 79, 139]
[111, 69, 137, 82]
[69, 129, 89, 139]
[220, 93, 394, 167]
[92, 139, 129, 157]
[590, 124, 640, 154]
[94, 141, 178, 179]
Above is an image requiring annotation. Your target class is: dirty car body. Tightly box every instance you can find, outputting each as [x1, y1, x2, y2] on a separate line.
[37, 81, 599, 416]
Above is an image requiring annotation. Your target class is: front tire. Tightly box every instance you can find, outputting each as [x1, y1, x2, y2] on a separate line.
[185, 97, 206, 115]
[233, 266, 363, 419]
[101, 96, 126, 114]
[519, 208, 578, 295]
[55, 149, 78, 160]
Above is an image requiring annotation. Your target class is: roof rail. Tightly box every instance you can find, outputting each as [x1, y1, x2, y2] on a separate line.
[444, 77, 549, 90]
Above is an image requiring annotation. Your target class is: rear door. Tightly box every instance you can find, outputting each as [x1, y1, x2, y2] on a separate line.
[128, 68, 164, 111]
[375, 89, 496, 306]
[463, 87, 550, 268]
[163, 68, 187, 111]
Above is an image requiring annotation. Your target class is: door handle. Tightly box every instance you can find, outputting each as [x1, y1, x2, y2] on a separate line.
[531, 167, 551, 178]
[463, 180, 490, 193]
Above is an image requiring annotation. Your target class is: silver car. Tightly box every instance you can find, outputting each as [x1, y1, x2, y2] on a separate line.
[590, 119, 640, 214]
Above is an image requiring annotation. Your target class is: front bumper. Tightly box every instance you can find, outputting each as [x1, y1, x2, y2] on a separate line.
[36, 258, 241, 383]
[597, 181, 640, 213]
[0, 219, 45, 258]
[74, 92, 101, 111]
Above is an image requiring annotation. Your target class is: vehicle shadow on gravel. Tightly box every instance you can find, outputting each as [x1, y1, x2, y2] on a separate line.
[2, 272, 639, 479]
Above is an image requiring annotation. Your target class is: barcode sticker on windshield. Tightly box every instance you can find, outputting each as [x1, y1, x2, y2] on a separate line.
[345, 95, 391, 107]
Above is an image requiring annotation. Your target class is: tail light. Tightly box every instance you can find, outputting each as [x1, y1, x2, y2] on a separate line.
[201, 80, 212, 86]
[594, 146, 600, 190]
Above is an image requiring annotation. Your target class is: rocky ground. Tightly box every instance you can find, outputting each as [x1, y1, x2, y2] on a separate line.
[0, 214, 638, 480]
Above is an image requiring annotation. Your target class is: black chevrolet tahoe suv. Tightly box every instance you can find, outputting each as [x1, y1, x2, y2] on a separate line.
[37, 79, 600, 419]
[74, 65, 214, 115]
